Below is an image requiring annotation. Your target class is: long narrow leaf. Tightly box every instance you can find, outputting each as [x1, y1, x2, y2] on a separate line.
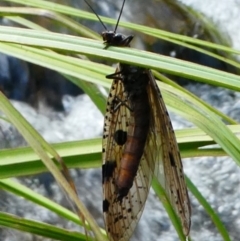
[1, 126, 240, 179]
[186, 176, 232, 241]
[0, 212, 90, 241]
[3, 0, 240, 55]
[0, 27, 240, 90]
[0, 93, 106, 240]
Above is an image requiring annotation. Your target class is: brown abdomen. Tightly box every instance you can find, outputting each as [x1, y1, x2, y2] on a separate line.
[116, 90, 150, 200]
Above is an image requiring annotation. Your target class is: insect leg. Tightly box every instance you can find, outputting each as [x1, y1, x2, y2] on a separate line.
[106, 71, 123, 80]
[122, 35, 134, 46]
[112, 96, 132, 112]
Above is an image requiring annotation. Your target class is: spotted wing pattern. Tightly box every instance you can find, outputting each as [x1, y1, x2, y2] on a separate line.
[102, 66, 191, 241]
[102, 65, 154, 241]
[146, 70, 191, 235]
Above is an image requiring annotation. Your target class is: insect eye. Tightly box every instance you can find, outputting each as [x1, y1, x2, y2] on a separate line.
[102, 32, 107, 40]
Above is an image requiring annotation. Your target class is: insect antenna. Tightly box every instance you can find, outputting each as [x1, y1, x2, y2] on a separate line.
[114, 0, 126, 33]
[84, 0, 126, 32]
[84, 0, 108, 30]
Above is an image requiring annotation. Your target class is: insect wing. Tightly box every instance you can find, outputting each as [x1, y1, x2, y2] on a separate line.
[146, 70, 191, 236]
[102, 65, 154, 241]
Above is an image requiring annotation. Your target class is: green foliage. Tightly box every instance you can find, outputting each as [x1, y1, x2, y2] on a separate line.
[0, 0, 239, 240]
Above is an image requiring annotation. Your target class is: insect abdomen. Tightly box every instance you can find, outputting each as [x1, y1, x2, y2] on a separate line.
[117, 79, 150, 200]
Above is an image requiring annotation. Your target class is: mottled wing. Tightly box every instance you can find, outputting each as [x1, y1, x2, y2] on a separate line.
[146, 70, 191, 236]
[102, 65, 153, 241]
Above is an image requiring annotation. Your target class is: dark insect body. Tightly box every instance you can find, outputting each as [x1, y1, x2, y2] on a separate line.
[106, 64, 151, 201]
[85, 0, 191, 240]
[103, 56, 191, 240]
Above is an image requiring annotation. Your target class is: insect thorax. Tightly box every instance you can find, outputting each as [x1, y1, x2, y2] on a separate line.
[119, 64, 149, 98]
[102, 31, 134, 47]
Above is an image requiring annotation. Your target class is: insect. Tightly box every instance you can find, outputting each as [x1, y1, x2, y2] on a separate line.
[85, 0, 191, 240]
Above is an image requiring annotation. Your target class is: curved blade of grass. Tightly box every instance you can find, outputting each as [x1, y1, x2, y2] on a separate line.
[1, 125, 240, 179]
[2, 4, 239, 72]
[0, 139, 101, 179]
[1, 7, 100, 40]
[159, 82, 240, 166]
[154, 71, 238, 125]
[0, 27, 240, 90]
[0, 179, 81, 226]
[3, 0, 92, 19]
[4, 0, 240, 55]
[152, 176, 190, 241]
[149, 33, 240, 70]
[182, 148, 225, 158]
[0, 39, 112, 86]
[0, 212, 92, 241]
[0, 42, 111, 114]
[0, 93, 106, 241]
[154, 163, 231, 241]
[177, 125, 240, 143]
[0, 178, 105, 237]
[0, 14, 107, 114]
[3, 12, 107, 114]
[186, 176, 232, 241]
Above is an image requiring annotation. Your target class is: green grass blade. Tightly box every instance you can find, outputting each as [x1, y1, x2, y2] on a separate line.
[160, 82, 240, 166]
[0, 139, 101, 179]
[1, 126, 240, 179]
[3, 0, 240, 55]
[186, 176, 232, 241]
[154, 71, 238, 125]
[0, 93, 106, 240]
[0, 179, 81, 226]
[0, 212, 90, 241]
[152, 176, 189, 241]
[0, 27, 240, 90]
